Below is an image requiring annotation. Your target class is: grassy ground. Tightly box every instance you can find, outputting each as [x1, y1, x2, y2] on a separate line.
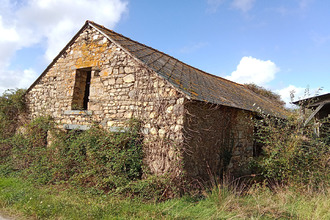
[0, 176, 329, 219]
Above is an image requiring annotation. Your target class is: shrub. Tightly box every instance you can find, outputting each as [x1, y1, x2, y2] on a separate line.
[0, 89, 176, 199]
[252, 110, 329, 190]
[0, 91, 175, 198]
[7, 116, 54, 183]
[1, 116, 145, 190]
[49, 120, 143, 190]
[0, 89, 27, 175]
[0, 89, 26, 139]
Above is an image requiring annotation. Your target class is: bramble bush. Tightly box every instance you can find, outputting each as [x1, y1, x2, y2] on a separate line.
[251, 110, 329, 190]
[4, 118, 144, 189]
[0, 89, 178, 199]
[49, 120, 143, 190]
[0, 89, 27, 175]
[0, 89, 143, 188]
[0, 89, 26, 139]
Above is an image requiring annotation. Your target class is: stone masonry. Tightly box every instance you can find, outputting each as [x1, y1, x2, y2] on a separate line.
[25, 26, 185, 177]
[183, 101, 254, 181]
[25, 23, 256, 182]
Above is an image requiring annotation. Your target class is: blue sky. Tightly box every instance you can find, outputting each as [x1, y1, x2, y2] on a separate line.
[0, 0, 329, 106]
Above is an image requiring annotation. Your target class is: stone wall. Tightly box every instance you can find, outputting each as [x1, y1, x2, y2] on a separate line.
[25, 25, 185, 176]
[182, 101, 254, 181]
[24, 24, 255, 181]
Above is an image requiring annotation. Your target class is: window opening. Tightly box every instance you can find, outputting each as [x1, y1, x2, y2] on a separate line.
[72, 69, 92, 110]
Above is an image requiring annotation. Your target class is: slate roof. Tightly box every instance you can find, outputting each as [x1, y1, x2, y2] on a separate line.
[27, 20, 287, 117]
[89, 21, 287, 117]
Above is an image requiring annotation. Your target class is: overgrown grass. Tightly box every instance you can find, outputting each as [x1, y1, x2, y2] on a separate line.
[1, 89, 329, 219]
[1, 176, 329, 219]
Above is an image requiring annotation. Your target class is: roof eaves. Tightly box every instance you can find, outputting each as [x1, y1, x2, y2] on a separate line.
[292, 93, 330, 105]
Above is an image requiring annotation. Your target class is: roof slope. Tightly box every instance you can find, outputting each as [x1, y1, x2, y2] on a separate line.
[26, 20, 287, 117]
[90, 21, 287, 117]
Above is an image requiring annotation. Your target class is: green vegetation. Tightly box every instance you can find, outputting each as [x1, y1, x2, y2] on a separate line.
[245, 83, 286, 107]
[0, 89, 26, 139]
[0, 89, 179, 202]
[0, 89, 329, 219]
[0, 177, 329, 219]
[251, 109, 329, 191]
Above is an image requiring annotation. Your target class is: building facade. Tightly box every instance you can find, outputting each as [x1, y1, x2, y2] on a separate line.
[24, 21, 286, 181]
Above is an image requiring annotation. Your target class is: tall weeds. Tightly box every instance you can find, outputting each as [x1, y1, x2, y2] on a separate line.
[252, 109, 329, 190]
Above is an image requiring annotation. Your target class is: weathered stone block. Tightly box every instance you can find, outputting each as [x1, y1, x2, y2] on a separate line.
[123, 74, 135, 83]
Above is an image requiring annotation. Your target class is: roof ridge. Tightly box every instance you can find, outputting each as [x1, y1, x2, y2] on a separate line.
[25, 20, 287, 118]
[87, 20, 245, 88]
[89, 20, 287, 117]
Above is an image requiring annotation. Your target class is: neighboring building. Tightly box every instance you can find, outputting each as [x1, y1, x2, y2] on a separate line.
[24, 21, 287, 181]
[293, 93, 330, 136]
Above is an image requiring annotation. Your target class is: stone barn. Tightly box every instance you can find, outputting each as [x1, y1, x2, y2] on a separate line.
[24, 21, 287, 182]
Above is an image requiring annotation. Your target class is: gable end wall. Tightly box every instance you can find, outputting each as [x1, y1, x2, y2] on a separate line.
[25, 25, 186, 176]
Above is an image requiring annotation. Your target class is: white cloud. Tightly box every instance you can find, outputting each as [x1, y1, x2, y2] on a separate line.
[0, 16, 19, 43]
[276, 85, 306, 108]
[231, 0, 256, 12]
[274, 0, 312, 16]
[15, 0, 128, 61]
[225, 56, 280, 86]
[276, 85, 327, 108]
[0, 68, 38, 94]
[18, 69, 38, 89]
[0, 0, 128, 95]
[0, 16, 21, 67]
